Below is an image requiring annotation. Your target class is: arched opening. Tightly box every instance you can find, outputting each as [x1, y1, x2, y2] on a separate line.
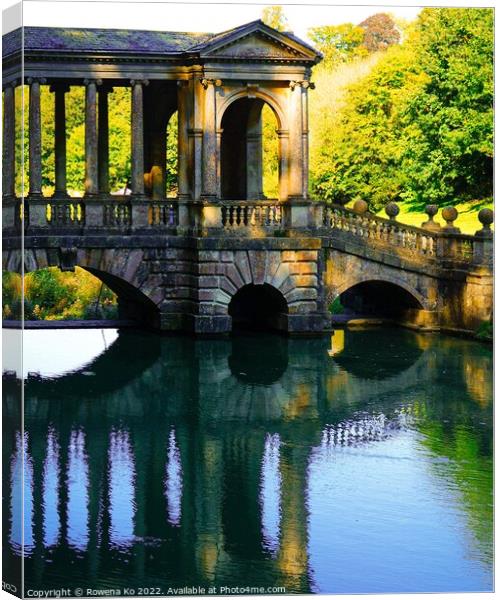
[2, 267, 159, 328]
[332, 280, 424, 326]
[220, 98, 280, 200]
[143, 81, 178, 200]
[228, 284, 288, 332]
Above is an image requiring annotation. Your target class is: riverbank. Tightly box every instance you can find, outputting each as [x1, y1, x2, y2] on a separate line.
[2, 319, 137, 329]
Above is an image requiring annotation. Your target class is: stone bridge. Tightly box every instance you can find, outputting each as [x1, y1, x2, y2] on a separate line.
[2, 20, 493, 335]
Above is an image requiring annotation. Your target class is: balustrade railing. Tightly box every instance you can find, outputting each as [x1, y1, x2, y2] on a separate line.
[149, 202, 177, 228]
[221, 201, 283, 229]
[47, 201, 85, 227]
[323, 203, 438, 258]
[103, 202, 132, 229]
[3, 197, 179, 232]
[1, 194, 491, 269]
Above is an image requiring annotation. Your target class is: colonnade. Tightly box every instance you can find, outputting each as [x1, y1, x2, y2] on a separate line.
[2, 78, 160, 199]
[2, 76, 312, 207]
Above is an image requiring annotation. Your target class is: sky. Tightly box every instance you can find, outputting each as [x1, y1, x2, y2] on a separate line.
[14, 0, 426, 43]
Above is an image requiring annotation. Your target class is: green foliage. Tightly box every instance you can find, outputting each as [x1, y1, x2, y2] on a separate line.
[166, 112, 178, 196]
[329, 297, 345, 315]
[262, 104, 279, 198]
[308, 24, 368, 67]
[2, 268, 118, 321]
[475, 320, 493, 342]
[309, 8, 493, 212]
[261, 6, 289, 32]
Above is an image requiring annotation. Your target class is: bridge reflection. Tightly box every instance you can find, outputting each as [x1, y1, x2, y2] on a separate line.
[3, 329, 493, 593]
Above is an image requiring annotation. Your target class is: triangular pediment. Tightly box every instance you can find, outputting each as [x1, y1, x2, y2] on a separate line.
[196, 20, 321, 63]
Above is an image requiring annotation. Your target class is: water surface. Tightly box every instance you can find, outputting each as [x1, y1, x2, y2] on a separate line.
[2, 328, 493, 595]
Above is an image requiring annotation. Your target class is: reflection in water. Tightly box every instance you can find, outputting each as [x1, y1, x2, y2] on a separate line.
[10, 432, 34, 556]
[67, 429, 89, 552]
[43, 428, 61, 548]
[109, 429, 136, 550]
[260, 433, 282, 556]
[2, 328, 493, 594]
[165, 429, 182, 527]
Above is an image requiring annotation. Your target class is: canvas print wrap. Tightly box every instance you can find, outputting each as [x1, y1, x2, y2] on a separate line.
[1, 1, 493, 597]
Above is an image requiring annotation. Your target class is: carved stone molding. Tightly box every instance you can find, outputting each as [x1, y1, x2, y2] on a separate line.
[289, 80, 315, 90]
[200, 78, 222, 89]
[130, 79, 149, 87]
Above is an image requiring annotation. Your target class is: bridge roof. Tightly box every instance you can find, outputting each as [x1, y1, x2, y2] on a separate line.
[2, 19, 321, 60]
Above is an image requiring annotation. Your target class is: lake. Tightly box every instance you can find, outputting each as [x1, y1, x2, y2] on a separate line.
[2, 327, 493, 595]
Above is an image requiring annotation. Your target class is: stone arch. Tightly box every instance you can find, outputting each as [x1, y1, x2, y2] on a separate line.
[228, 282, 288, 331]
[3, 247, 162, 327]
[217, 88, 286, 131]
[331, 276, 429, 311]
[327, 275, 438, 330]
[219, 94, 282, 201]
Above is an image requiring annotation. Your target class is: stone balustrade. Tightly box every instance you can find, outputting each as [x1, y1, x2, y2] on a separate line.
[323, 203, 437, 257]
[5, 196, 179, 233]
[221, 200, 283, 229]
[321, 202, 493, 267]
[3, 193, 493, 270]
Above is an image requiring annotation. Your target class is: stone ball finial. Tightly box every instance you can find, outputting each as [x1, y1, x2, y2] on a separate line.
[353, 199, 369, 215]
[476, 208, 493, 238]
[442, 206, 459, 230]
[478, 208, 494, 228]
[385, 202, 400, 220]
[422, 204, 441, 231]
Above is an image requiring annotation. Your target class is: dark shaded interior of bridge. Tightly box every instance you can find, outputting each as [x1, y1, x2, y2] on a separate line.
[229, 283, 288, 333]
[339, 281, 422, 320]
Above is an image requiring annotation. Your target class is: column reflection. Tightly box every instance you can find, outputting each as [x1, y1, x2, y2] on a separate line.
[67, 429, 89, 552]
[10, 432, 34, 556]
[165, 428, 182, 527]
[108, 429, 136, 550]
[260, 433, 282, 556]
[43, 427, 60, 548]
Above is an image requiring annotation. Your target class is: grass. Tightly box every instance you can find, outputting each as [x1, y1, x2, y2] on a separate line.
[373, 201, 494, 235]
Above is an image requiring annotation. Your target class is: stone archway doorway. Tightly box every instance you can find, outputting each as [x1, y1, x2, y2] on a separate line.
[220, 97, 280, 201]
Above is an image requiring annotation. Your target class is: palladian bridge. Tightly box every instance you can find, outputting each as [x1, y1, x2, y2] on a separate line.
[2, 20, 493, 335]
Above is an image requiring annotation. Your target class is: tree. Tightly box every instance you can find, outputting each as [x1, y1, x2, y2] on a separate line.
[261, 6, 289, 32]
[400, 8, 493, 208]
[359, 13, 400, 52]
[308, 23, 367, 67]
[310, 8, 493, 211]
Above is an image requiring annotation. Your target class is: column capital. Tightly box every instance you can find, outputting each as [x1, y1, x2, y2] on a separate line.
[49, 83, 70, 94]
[277, 129, 289, 138]
[200, 78, 222, 90]
[289, 80, 314, 90]
[27, 77, 47, 85]
[84, 78, 102, 86]
[130, 79, 149, 87]
[3, 80, 18, 91]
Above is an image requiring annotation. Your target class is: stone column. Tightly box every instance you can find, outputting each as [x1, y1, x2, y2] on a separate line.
[200, 78, 220, 201]
[130, 79, 148, 196]
[177, 80, 190, 201]
[28, 77, 45, 197]
[277, 129, 289, 202]
[84, 79, 100, 197]
[98, 86, 112, 195]
[2, 82, 16, 198]
[301, 83, 311, 199]
[216, 128, 223, 199]
[287, 81, 304, 201]
[50, 83, 70, 198]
